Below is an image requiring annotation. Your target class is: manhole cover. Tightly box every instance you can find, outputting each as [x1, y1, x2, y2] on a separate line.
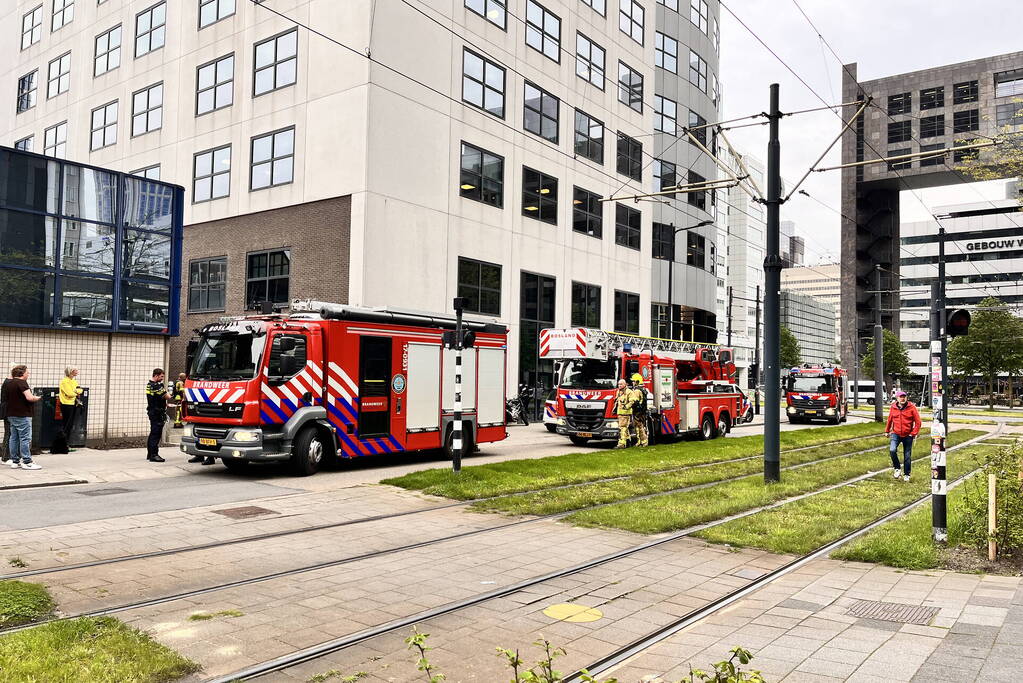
[78, 488, 134, 497]
[846, 599, 939, 625]
[213, 506, 277, 519]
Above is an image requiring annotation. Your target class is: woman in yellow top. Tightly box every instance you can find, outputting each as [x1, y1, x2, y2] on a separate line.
[58, 367, 83, 442]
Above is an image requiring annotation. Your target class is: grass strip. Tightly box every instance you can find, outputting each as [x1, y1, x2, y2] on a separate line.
[852, 407, 1023, 419]
[0, 616, 200, 682]
[562, 429, 983, 534]
[381, 422, 885, 499]
[472, 433, 911, 516]
[0, 580, 55, 628]
[694, 443, 998, 555]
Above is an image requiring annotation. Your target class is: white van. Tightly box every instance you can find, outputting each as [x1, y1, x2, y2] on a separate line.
[851, 380, 887, 405]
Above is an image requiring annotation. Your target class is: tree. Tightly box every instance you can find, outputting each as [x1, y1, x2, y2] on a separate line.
[956, 99, 1023, 194]
[779, 325, 801, 368]
[860, 328, 911, 386]
[948, 297, 1023, 411]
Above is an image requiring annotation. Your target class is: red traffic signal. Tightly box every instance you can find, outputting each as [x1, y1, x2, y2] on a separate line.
[946, 309, 971, 338]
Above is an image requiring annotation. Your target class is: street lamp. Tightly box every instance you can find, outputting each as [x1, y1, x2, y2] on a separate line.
[666, 219, 714, 341]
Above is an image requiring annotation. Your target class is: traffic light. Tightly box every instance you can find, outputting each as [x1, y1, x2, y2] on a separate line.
[946, 309, 971, 338]
[442, 330, 477, 349]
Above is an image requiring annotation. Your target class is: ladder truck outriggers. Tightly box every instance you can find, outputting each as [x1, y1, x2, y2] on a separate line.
[539, 328, 742, 446]
[784, 363, 850, 425]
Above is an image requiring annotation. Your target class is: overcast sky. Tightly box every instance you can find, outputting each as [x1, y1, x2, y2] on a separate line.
[718, 0, 1021, 265]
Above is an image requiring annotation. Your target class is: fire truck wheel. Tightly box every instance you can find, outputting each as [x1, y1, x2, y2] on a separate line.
[444, 425, 474, 460]
[221, 458, 249, 472]
[545, 424, 557, 433]
[291, 427, 325, 476]
[569, 435, 590, 447]
[717, 413, 731, 436]
[699, 414, 715, 441]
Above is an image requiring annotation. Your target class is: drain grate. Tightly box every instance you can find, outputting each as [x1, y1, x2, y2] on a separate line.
[213, 505, 277, 519]
[846, 599, 939, 625]
[78, 487, 134, 497]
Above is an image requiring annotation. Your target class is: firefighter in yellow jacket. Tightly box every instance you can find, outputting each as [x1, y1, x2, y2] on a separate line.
[629, 373, 649, 447]
[614, 379, 636, 448]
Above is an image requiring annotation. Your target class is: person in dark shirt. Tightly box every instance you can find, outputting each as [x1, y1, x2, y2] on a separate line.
[145, 368, 174, 463]
[4, 365, 42, 470]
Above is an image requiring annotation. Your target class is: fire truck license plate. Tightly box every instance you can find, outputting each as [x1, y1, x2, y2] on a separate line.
[806, 411, 817, 415]
[576, 432, 593, 438]
[199, 438, 217, 446]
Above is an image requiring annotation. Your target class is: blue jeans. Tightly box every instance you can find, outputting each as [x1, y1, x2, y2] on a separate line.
[889, 433, 913, 475]
[7, 416, 32, 464]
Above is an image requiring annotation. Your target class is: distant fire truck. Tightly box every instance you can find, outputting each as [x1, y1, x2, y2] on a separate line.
[784, 364, 849, 424]
[181, 301, 508, 475]
[539, 328, 741, 445]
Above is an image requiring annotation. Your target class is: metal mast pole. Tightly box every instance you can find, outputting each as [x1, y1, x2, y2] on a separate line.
[933, 227, 948, 541]
[754, 284, 761, 415]
[763, 83, 783, 483]
[873, 265, 884, 422]
[452, 297, 465, 473]
[853, 336, 860, 409]
[726, 286, 733, 346]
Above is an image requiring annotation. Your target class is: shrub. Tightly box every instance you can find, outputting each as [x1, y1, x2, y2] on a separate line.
[959, 442, 1023, 555]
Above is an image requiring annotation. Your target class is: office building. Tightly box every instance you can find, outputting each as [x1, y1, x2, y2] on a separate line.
[779, 220, 804, 267]
[780, 291, 836, 366]
[781, 262, 840, 352]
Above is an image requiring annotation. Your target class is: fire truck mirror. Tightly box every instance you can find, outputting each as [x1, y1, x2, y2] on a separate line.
[625, 359, 640, 379]
[278, 337, 297, 352]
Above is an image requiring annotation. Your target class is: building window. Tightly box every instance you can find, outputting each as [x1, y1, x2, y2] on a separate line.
[920, 114, 944, 138]
[689, 50, 707, 92]
[47, 52, 71, 98]
[250, 127, 295, 190]
[90, 101, 117, 150]
[953, 80, 978, 104]
[199, 0, 235, 29]
[134, 2, 166, 57]
[689, 0, 708, 33]
[188, 257, 226, 311]
[525, 0, 560, 61]
[572, 187, 602, 238]
[94, 25, 121, 76]
[919, 86, 943, 110]
[15, 136, 33, 151]
[44, 121, 67, 157]
[131, 83, 163, 135]
[522, 167, 558, 224]
[246, 250, 290, 308]
[616, 133, 642, 182]
[994, 69, 1023, 98]
[996, 102, 1023, 128]
[888, 147, 911, 171]
[254, 29, 297, 96]
[619, 0, 644, 44]
[571, 282, 601, 327]
[688, 111, 708, 147]
[654, 95, 677, 134]
[52, 0, 74, 31]
[615, 203, 640, 250]
[574, 109, 604, 164]
[614, 290, 640, 334]
[193, 145, 231, 202]
[465, 0, 507, 28]
[953, 109, 979, 134]
[687, 170, 706, 210]
[920, 143, 945, 167]
[197, 54, 234, 115]
[952, 138, 979, 164]
[887, 120, 911, 144]
[655, 32, 677, 73]
[575, 33, 605, 89]
[459, 142, 503, 207]
[462, 49, 505, 118]
[524, 82, 559, 143]
[457, 257, 501, 315]
[22, 6, 43, 49]
[653, 159, 676, 193]
[652, 222, 673, 260]
[618, 61, 643, 112]
[131, 165, 160, 179]
[686, 231, 705, 268]
[657, 0, 678, 10]
[580, 0, 605, 15]
[17, 72, 37, 113]
[518, 271, 556, 392]
[887, 92, 911, 115]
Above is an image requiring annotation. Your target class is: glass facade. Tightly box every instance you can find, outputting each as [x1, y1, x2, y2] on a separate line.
[0, 146, 182, 334]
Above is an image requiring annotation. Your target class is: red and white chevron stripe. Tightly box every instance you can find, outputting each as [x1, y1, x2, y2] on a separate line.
[326, 361, 359, 401]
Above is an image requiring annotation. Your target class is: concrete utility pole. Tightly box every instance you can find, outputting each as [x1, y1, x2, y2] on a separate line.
[754, 284, 761, 415]
[763, 83, 783, 483]
[873, 264, 884, 423]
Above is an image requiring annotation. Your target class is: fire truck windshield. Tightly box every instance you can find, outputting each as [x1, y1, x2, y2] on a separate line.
[559, 358, 618, 389]
[786, 376, 835, 394]
[190, 332, 267, 380]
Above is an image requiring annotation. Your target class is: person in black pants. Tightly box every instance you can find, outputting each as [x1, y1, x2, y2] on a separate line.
[145, 368, 173, 463]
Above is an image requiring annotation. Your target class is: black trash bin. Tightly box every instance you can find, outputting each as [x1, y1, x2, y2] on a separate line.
[31, 387, 89, 449]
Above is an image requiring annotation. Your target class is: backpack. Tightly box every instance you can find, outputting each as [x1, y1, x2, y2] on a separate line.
[0, 379, 9, 420]
[632, 386, 648, 416]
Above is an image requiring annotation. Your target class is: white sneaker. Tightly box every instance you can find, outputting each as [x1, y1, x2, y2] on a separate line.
[9, 462, 21, 469]
[20, 462, 41, 470]
[893, 469, 901, 479]
[903, 474, 911, 482]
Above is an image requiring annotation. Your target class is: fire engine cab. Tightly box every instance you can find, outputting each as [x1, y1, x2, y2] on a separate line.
[784, 363, 849, 424]
[539, 328, 742, 445]
[180, 301, 508, 475]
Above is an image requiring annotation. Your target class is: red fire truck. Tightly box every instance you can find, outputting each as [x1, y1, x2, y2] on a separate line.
[539, 328, 742, 445]
[180, 301, 508, 475]
[784, 364, 849, 424]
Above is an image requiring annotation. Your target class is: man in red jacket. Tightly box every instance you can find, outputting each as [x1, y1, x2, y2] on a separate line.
[886, 390, 921, 482]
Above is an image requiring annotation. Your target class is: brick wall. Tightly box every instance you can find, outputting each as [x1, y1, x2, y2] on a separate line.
[170, 196, 352, 374]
